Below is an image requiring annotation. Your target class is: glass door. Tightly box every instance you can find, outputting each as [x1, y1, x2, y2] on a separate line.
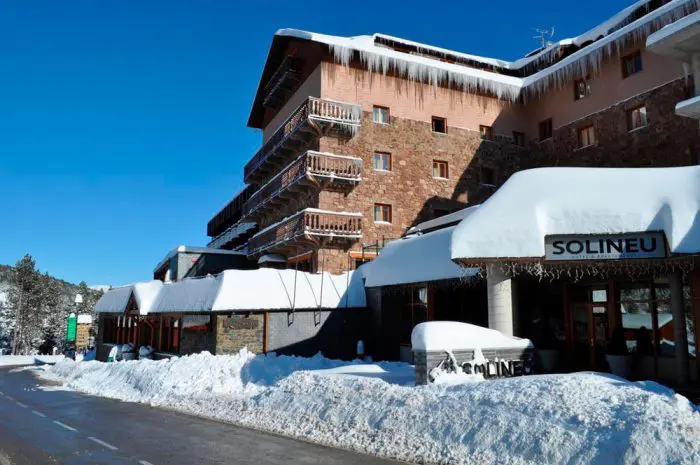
[568, 285, 610, 370]
[572, 303, 592, 370]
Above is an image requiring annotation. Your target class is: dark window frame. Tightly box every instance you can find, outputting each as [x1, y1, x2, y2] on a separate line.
[539, 118, 553, 142]
[432, 116, 447, 134]
[621, 51, 643, 79]
[373, 151, 392, 171]
[372, 105, 391, 124]
[432, 160, 449, 179]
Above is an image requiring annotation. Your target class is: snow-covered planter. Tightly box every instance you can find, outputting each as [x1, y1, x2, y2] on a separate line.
[411, 321, 534, 385]
[138, 346, 154, 360]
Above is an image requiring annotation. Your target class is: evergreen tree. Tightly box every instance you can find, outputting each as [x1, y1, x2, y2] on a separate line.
[8, 255, 43, 355]
[41, 272, 65, 352]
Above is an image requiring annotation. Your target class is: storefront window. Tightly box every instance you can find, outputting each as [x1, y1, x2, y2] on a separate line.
[684, 286, 696, 358]
[399, 286, 428, 345]
[619, 281, 654, 355]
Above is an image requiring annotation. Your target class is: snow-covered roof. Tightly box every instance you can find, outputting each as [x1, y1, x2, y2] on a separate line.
[93, 281, 163, 315]
[146, 268, 366, 313]
[646, 10, 700, 61]
[451, 166, 700, 262]
[258, 254, 287, 265]
[365, 225, 478, 288]
[406, 206, 479, 235]
[77, 314, 93, 325]
[411, 321, 533, 351]
[94, 285, 133, 314]
[274, 0, 697, 101]
[213, 268, 365, 311]
[151, 275, 221, 314]
[154, 245, 245, 273]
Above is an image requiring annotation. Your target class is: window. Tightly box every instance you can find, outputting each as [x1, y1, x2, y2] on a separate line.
[432, 160, 449, 179]
[432, 116, 447, 134]
[539, 118, 553, 141]
[574, 77, 592, 100]
[577, 125, 596, 148]
[622, 51, 643, 79]
[479, 125, 493, 140]
[372, 106, 390, 124]
[373, 152, 391, 171]
[627, 105, 648, 131]
[480, 166, 496, 186]
[512, 131, 525, 147]
[373, 203, 392, 223]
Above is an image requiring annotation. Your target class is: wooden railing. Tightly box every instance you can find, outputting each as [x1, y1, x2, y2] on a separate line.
[247, 209, 362, 257]
[243, 151, 362, 218]
[244, 97, 361, 182]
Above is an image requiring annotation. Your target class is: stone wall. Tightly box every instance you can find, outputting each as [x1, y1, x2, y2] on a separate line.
[180, 330, 216, 355]
[215, 313, 265, 354]
[529, 78, 699, 168]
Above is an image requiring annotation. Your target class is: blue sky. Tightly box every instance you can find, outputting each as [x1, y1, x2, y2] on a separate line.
[0, 0, 633, 285]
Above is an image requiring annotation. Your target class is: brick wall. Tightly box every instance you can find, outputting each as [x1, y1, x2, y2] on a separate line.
[215, 313, 265, 354]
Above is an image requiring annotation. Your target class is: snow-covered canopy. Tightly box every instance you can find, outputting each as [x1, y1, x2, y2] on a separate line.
[411, 321, 533, 352]
[365, 224, 478, 288]
[276, 0, 697, 101]
[646, 10, 700, 61]
[93, 281, 163, 315]
[146, 268, 366, 314]
[451, 166, 700, 262]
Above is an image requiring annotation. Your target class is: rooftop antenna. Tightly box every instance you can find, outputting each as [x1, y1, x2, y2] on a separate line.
[532, 27, 556, 49]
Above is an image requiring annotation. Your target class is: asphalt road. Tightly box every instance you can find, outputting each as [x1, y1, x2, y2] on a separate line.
[0, 366, 396, 465]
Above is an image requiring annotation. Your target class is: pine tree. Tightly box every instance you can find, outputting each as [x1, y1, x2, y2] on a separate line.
[40, 273, 65, 353]
[8, 255, 43, 355]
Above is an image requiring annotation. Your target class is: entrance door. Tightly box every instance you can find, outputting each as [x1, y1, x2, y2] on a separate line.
[569, 285, 610, 370]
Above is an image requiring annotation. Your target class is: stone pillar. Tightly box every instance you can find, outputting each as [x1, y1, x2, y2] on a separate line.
[668, 271, 690, 386]
[487, 266, 516, 337]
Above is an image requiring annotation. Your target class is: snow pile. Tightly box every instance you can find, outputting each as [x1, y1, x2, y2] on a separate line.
[41, 351, 700, 464]
[0, 355, 63, 367]
[451, 166, 700, 261]
[76, 314, 92, 324]
[411, 321, 534, 351]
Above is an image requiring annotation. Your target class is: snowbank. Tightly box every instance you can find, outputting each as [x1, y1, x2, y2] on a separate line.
[40, 351, 700, 465]
[411, 321, 534, 351]
[451, 166, 700, 261]
[0, 355, 63, 367]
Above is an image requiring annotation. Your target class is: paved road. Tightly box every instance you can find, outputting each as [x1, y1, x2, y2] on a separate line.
[0, 367, 397, 465]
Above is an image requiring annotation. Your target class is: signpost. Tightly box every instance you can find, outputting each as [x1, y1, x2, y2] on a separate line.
[544, 232, 667, 261]
[66, 313, 77, 342]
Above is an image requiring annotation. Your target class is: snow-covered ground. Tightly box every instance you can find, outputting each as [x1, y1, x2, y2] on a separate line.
[0, 355, 63, 367]
[37, 350, 700, 465]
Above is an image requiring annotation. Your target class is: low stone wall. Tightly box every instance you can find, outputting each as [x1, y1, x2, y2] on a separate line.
[215, 313, 265, 354]
[414, 347, 534, 385]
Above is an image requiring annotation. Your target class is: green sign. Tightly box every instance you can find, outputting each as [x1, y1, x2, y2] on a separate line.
[66, 314, 77, 342]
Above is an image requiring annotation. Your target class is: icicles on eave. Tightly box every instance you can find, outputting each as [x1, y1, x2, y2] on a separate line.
[523, 0, 699, 101]
[328, 43, 521, 102]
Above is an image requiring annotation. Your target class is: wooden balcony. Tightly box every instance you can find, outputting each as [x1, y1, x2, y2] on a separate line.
[247, 209, 363, 258]
[242, 151, 362, 220]
[262, 56, 303, 109]
[244, 97, 362, 184]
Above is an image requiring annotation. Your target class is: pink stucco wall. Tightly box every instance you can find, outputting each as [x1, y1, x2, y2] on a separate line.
[320, 62, 526, 137]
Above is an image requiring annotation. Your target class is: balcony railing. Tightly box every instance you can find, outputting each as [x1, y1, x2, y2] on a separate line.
[263, 56, 302, 108]
[247, 209, 362, 257]
[244, 97, 362, 184]
[207, 222, 258, 250]
[243, 151, 363, 219]
[207, 185, 256, 238]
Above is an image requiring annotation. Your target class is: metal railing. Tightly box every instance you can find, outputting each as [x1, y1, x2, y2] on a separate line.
[243, 151, 362, 218]
[244, 97, 361, 182]
[263, 56, 302, 107]
[247, 209, 363, 256]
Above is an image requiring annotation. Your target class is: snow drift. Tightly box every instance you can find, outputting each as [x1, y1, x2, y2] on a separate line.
[41, 351, 700, 465]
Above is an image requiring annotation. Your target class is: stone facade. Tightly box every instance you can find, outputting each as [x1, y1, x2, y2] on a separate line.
[529, 78, 699, 169]
[215, 313, 265, 354]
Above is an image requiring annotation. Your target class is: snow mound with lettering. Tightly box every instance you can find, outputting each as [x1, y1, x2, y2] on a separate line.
[42, 351, 700, 465]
